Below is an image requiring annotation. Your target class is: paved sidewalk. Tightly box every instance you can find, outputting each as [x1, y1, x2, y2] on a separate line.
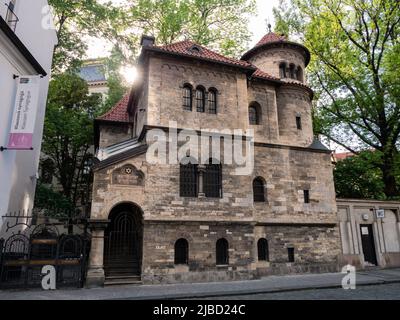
[1, 268, 400, 300]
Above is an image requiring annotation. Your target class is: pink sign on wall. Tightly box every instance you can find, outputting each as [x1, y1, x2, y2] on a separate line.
[7, 76, 40, 150]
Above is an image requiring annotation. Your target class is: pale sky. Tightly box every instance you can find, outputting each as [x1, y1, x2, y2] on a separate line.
[86, 0, 280, 59]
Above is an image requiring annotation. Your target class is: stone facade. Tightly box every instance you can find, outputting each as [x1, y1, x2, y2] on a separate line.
[337, 199, 400, 269]
[87, 34, 341, 286]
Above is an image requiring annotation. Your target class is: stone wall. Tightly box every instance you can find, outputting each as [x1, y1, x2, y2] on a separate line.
[99, 123, 133, 149]
[276, 86, 314, 147]
[247, 46, 306, 82]
[145, 54, 249, 133]
[140, 222, 339, 284]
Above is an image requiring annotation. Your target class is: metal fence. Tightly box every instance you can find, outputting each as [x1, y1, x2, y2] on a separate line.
[0, 224, 90, 289]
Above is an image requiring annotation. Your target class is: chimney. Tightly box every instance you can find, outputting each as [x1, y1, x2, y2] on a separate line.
[140, 35, 155, 47]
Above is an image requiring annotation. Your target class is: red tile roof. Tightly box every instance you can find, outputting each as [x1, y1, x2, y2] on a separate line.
[97, 93, 130, 123]
[256, 32, 287, 47]
[333, 152, 355, 161]
[252, 68, 280, 81]
[151, 40, 253, 69]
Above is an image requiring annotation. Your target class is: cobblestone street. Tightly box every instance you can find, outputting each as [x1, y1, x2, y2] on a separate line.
[199, 283, 400, 300]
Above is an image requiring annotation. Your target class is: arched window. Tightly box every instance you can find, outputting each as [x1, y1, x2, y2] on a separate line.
[216, 238, 229, 265]
[208, 89, 217, 114]
[253, 177, 265, 202]
[204, 158, 222, 198]
[257, 238, 269, 261]
[196, 86, 205, 113]
[249, 103, 261, 125]
[183, 84, 192, 111]
[174, 238, 189, 264]
[289, 64, 296, 79]
[279, 62, 287, 78]
[297, 67, 303, 82]
[180, 157, 198, 197]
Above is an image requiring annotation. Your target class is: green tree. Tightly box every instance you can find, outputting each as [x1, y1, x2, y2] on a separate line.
[273, 0, 400, 198]
[49, 0, 132, 73]
[334, 152, 387, 199]
[128, 0, 256, 57]
[102, 46, 130, 112]
[41, 73, 101, 209]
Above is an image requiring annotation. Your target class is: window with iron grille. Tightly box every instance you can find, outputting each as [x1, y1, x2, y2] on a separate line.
[180, 158, 198, 197]
[204, 159, 222, 198]
[183, 85, 192, 111]
[249, 106, 258, 125]
[196, 87, 205, 112]
[174, 238, 189, 264]
[253, 177, 265, 202]
[208, 89, 217, 114]
[288, 247, 295, 262]
[257, 238, 269, 261]
[216, 238, 229, 265]
[303, 190, 310, 203]
[296, 116, 302, 130]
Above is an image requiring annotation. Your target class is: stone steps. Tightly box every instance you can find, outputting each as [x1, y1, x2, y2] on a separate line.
[104, 275, 142, 286]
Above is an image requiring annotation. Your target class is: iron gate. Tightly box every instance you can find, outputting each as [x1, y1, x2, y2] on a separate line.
[104, 211, 142, 276]
[0, 224, 90, 289]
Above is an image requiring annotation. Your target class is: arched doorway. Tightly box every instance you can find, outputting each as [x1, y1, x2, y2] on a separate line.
[104, 203, 143, 277]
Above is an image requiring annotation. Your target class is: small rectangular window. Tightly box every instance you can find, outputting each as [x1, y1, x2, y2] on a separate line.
[303, 190, 310, 203]
[288, 247, 295, 262]
[296, 116, 302, 130]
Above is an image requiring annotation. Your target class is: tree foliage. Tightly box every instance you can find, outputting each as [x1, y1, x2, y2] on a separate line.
[49, 0, 132, 73]
[273, 0, 400, 197]
[128, 0, 256, 57]
[101, 46, 130, 112]
[42, 73, 101, 209]
[334, 152, 387, 199]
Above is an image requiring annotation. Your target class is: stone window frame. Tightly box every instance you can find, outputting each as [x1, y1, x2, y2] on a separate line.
[195, 85, 206, 113]
[216, 238, 229, 266]
[207, 87, 218, 114]
[203, 158, 223, 199]
[296, 114, 302, 130]
[287, 247, 295, 262]
[279, 62, 287, 78]
[182, 83, 193, 111]
[253, 176, 267, 203]
[297, 66, 304, 82]
[303, 189, 310, 204]
[179, 156, 199, 198]
[257, 238, 269, 261]
[249, 101, 262, 125]
[174, 238, 189, 265]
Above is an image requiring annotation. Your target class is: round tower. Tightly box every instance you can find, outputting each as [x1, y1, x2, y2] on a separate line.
[242, 32, 310, 83]
[242, 32, 314, 147]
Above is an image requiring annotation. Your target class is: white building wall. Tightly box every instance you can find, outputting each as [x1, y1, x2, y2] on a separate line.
[337, 199, 400, 269]
[0, 0, 57, 237]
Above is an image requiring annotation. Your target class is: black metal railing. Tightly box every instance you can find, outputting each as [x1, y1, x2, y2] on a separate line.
[5, 3, 19, 32]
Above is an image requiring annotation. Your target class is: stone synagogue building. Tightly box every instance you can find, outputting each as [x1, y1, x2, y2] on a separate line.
[86, 32, 341, 287]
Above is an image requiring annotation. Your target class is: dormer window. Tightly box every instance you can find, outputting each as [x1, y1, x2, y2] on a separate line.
[279, 63, 287, 78]
[189, 45, 202, 54]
